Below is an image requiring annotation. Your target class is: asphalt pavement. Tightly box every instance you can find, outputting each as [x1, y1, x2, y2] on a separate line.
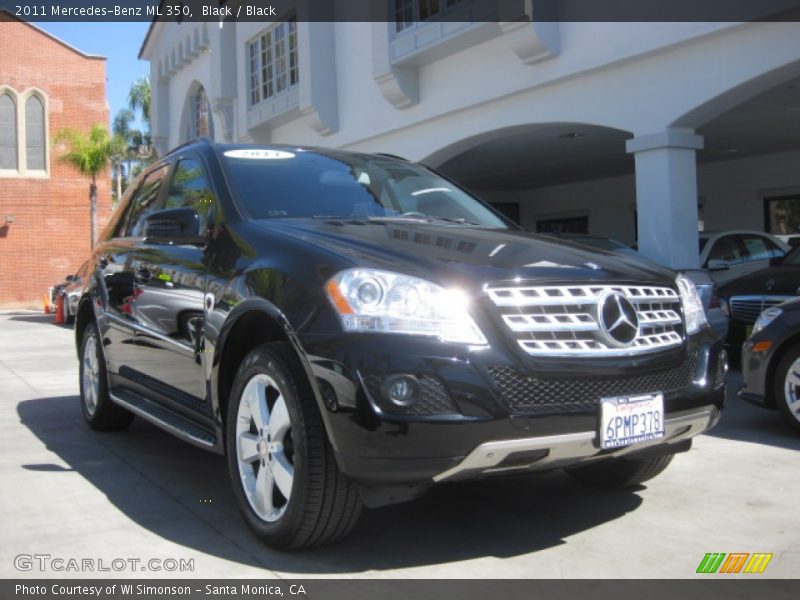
[1, 310, 798, 579]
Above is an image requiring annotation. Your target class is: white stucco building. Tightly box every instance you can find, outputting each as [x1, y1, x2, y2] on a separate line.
[139, 2, 800, 268]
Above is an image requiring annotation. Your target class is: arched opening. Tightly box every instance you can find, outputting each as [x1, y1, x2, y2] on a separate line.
[425, 123, 637, 244]
[690, 73, 800, 240]
[181, 83, 214, 142]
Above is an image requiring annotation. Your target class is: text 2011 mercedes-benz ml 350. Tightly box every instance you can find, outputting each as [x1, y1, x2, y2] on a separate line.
[73, 140, 726, 549]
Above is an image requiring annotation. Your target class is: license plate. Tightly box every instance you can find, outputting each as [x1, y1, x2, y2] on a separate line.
[600, 393, 664, 449]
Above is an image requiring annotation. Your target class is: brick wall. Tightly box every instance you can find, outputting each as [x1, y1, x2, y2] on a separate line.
[0, 17, 111, 307]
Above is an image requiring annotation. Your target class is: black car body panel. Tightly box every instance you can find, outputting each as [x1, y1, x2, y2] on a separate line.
[75, 140, 725, 489]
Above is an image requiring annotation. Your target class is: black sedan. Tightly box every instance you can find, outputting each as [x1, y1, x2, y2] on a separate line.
[718, 246, 800, 348]
[740, 297, 800, 433]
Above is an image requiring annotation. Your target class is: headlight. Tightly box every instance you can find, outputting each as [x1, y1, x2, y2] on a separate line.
[753, 307, 782, 336]
[676, 274, 708, 334]
[325, 268, 487, 345]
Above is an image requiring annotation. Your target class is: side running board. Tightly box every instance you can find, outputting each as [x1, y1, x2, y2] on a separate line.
[110, 389, 217, 449]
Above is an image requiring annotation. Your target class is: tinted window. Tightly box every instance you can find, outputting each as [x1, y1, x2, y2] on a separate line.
[707, 236, 743, 265]
[164, 159, 215, 233]
[222, 149, 507, 228]
[122, 166, 170, 237]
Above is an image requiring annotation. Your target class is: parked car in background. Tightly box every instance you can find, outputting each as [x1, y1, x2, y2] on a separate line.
[740, 297, 800, 433]
[717, 245, 800, 351]
[775, 234, 800, 249]
[49, 263, 89, 325]
[699, 230, 789, 284]
[548, 234, 728, 338]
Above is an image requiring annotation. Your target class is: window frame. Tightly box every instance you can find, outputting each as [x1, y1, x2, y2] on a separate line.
[162, 154, 219, 234]
[394, 0, 471, 33]
[246, 16, 299, 108]
[117, 163, 174, 239]
[0, 86, 49, 178]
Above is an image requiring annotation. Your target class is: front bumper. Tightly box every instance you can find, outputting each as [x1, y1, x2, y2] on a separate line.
[302, 329, 726, 486]
[433, 406, 717, 481]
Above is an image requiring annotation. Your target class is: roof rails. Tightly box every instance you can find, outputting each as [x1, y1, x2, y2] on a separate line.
[375, 152, 410, 162]
[163, 137, 213, 158]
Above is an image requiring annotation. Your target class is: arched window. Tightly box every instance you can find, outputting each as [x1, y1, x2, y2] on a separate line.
[25, 95, 45, 171]
[0, 94, 16, 171]
[189, 86, 213, 139]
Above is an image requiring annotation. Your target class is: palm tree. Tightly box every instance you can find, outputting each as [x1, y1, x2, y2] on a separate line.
[111, 109, 135, 201]
[56, 124, 119, 248]
[128, 76, 151, 130]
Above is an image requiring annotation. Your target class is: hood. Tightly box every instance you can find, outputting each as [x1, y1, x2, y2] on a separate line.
[253, 218, 675, 289]
[718, 264, 800, 298]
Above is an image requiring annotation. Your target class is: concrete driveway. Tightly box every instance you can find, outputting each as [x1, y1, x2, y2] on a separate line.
[1, 310, 798, 579]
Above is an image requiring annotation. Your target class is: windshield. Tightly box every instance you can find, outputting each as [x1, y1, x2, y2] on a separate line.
[221, 148, 508, 228]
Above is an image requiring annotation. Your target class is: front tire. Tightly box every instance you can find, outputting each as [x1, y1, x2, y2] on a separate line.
[79, 322, 134, 430]
[774, 344, 800, 433]
[226, 343, 362, 550]
[566, 454, 675, 489]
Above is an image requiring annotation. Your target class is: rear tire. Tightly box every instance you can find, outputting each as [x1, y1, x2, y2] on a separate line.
[79, 321, 134, 431]
[774, 344, 800, 434]
[225, 343, 362, 550]
[566, 454, 675, 489]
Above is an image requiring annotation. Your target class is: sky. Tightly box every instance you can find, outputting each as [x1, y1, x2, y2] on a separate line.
[36, 22, 152, 132]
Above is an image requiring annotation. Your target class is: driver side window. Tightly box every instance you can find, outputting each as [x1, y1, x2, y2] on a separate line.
[121, 165, 171, 238]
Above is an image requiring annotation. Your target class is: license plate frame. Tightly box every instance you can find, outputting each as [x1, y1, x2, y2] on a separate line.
[599, 393, 665, 449]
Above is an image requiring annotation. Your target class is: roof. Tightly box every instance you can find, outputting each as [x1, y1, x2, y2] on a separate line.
[0, 9, 106, 60]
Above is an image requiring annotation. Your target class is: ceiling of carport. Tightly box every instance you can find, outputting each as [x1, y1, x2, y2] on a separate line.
[437, 76, 800, 192]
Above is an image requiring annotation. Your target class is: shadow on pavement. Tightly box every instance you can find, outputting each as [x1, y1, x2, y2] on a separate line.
[18, 394, 646, 574]
[704, 372, 800, 452]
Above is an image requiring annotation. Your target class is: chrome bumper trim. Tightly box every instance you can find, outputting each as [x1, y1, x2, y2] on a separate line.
[433, 407, 717, 482]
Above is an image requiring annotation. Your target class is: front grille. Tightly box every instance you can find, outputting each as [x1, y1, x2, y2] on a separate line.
[361, 373, 456, 416]
[729, 295, 794, 324]
[488, 350, 699, 415]
[485, 283, 684, 357]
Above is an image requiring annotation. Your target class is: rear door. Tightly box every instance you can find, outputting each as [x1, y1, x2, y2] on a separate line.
[100, 165, 170, 387]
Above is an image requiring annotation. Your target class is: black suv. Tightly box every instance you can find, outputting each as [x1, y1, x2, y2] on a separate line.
[74, 140, 726, 549]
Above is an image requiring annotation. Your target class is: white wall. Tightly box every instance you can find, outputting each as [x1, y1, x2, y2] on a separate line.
[474, 149, 800, 244]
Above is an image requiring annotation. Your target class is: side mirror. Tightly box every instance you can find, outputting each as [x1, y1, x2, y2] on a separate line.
[706, 259, 730, 271]
[769, 255, 784, 267]
[145, 208, 205, 245]
[64, 274, 75, 282]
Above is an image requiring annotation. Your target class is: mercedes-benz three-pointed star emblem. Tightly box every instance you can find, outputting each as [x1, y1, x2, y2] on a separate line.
[597, 291, 640, 347]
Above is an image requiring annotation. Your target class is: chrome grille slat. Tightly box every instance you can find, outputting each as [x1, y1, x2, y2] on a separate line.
[486, 283, 684, 357]
[730, 295, 794, 324]
[487, 285, 678, 307]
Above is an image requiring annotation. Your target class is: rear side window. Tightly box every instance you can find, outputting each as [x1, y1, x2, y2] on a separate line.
[121, 166, 170, 237]
[163, 159, 216, 233]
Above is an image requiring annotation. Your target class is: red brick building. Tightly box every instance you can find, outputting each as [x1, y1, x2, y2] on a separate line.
[0, 14, 111, 307]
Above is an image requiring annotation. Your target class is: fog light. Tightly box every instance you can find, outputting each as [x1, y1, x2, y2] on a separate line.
[381, 374, 420, 407]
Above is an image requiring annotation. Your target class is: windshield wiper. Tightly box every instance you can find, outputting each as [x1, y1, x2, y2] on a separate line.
[426, 216, 481, 226]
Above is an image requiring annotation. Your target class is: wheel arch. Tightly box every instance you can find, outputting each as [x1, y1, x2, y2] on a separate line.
[212, 299, 331, 444]
[766, 336, 800, 408]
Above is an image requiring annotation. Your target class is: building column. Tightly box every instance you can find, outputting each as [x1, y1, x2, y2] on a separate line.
[626, 129, 704, 269]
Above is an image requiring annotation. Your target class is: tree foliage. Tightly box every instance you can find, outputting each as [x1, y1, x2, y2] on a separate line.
[55, 123, 119, 185]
